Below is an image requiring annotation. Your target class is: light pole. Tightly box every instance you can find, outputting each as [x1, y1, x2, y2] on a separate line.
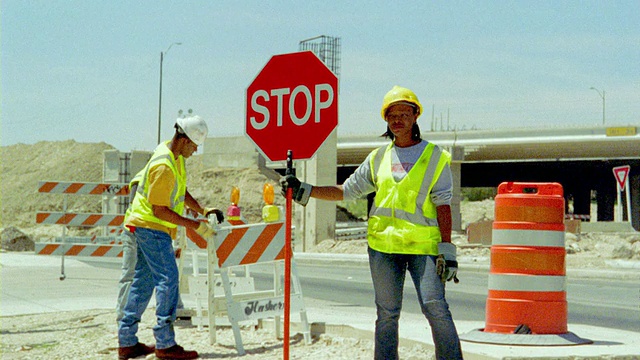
[157, 42, 182, 144]
[590, 87, 605, 125]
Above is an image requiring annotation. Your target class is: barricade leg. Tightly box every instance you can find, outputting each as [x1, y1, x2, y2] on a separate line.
[273, 262, 282, 339]
[188, 273, 207, 332]
[291, 261, 311, 344]
[221, 270, 245, 355]
[207, 243, 217, 345]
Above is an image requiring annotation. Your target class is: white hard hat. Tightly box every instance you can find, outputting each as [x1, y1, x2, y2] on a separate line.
[176, 115, 208, 145]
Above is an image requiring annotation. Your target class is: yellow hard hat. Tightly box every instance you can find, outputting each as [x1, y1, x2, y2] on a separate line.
[380, 85, 423, 120]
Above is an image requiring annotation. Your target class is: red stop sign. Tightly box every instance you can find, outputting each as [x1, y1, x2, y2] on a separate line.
[246, 51, 338, 162]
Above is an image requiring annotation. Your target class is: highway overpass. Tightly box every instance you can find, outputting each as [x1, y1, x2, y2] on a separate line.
[205, 124, 640, 236]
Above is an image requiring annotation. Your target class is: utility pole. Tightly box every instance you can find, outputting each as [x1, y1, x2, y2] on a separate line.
[157, 42, 182, 144]
[590, 87, 605, 125]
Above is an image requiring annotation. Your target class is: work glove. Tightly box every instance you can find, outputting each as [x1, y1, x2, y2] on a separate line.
[279, 175, 312, 206]
[195, 222, 216, 239]
[437, 242, 459, 284]
[203, 207, 224, 224]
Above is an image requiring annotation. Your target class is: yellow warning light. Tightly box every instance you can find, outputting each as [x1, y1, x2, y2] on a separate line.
[263, 183, 275, 205]
[230, 186, 240, 205]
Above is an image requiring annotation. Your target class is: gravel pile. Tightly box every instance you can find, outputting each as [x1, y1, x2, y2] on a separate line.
[0, 309, 434, 359]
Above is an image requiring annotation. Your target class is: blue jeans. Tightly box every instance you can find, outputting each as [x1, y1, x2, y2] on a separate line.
[116, 230, 184, 322]
[116, 230, 136, 322]
[368, 247, 463, 360]
[118, 227, 179, 349]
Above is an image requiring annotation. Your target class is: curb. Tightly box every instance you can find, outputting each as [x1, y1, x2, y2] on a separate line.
[259, 318, 498, 360]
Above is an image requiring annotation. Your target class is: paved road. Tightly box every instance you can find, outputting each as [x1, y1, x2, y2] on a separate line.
[2, 252, 639, 359]
[4, 252, 638, 333]
[250, 262, 640, 333]
[0, 253, 123, 316]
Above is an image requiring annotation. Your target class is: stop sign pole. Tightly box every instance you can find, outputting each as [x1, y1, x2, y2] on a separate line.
[245, 51, 338, 360]
[284, 150, 294, 360]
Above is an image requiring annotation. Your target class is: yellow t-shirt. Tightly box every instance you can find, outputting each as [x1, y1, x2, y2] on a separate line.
[126, 164, 179, 238]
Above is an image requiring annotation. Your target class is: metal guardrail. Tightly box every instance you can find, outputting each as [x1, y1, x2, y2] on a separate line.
[53, 236, 121, 244]
[335, 227, 367, 241]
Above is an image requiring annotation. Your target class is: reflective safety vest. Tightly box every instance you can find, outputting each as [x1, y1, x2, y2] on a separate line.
[123, 169, 144, 223]
[127, 141, 186, 230]
[367, 142, 451, 255]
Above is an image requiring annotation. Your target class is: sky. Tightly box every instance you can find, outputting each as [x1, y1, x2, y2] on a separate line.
[2, 1, 639, 153]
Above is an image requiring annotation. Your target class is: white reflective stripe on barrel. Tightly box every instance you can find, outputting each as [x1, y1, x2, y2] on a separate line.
[492, 229, 565, 247]
[488, 274, 566, 292]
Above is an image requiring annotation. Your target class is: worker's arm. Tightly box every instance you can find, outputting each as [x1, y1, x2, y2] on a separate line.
[185, 189, 224, 223]
[184, 189, 204, 215]
[281, 151, 375, 205]
[153, 205, 201, 229]
[436, 204, 452, 243]
[310, 185, 345, 201]
[280, 176, 345, 205]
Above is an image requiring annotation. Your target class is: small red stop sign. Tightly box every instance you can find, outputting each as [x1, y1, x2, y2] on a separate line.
[245, 51, 339, 162]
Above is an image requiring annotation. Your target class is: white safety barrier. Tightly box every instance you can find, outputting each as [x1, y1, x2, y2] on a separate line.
[35, 243, 123, 257]
[180, 220, 310, 355]
[35, 180, 129, 279]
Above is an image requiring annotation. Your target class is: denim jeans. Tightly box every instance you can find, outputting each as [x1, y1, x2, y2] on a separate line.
[118, 227, 179, 349]
[116, 230, 184, 322]
[116, 230, 136, 322]
[368, 247, 463, 360]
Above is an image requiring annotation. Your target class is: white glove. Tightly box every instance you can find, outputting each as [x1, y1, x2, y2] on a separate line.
[195, 222, 215, 239]
[437, 242, 458, 283]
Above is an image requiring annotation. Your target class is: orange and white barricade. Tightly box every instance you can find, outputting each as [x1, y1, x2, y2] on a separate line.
[38, 181, 129, 196]
[175, 218, 257, 328]
[35, 180, 129, 279]
[186, 220, 310, 355]
[36, 212, 124, 227]
[35, 243, 123, 257]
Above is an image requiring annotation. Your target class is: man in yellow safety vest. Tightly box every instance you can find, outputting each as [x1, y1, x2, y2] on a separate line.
[117, 115, 223, 360]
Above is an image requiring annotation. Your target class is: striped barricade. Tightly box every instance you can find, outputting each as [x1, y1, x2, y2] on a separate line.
[201, 221, 310, 355]
[36, 212, 124, 227]
[185, 218, 246, 250]
[38, 181, 129, 196]
[214, 222, 285, 268]
[35, 180, 129, 279]
[485, 182, 567, 335]
[564, 214, 590, 221]
[35, 243, 123, 257]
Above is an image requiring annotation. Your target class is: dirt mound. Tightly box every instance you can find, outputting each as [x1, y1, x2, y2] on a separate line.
[1, 226, 34, 251]
[1, 140, 114, 229]
[0, 140, 281, 236]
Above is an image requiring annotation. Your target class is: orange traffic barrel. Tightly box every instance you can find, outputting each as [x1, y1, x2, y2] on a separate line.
[484, 182, 567, 334]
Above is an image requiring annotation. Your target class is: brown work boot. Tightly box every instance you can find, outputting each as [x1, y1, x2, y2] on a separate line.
[118, 342, 155, 360]
[155, 344, 199, 359]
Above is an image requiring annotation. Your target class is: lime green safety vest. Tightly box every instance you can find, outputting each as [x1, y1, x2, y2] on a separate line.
[123, 169, 144, 224]
[367, 142, 451, 255]
[128, 141, 186, 229]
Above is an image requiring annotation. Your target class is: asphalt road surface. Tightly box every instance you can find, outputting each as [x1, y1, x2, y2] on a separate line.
[2, 253, 638, 333]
